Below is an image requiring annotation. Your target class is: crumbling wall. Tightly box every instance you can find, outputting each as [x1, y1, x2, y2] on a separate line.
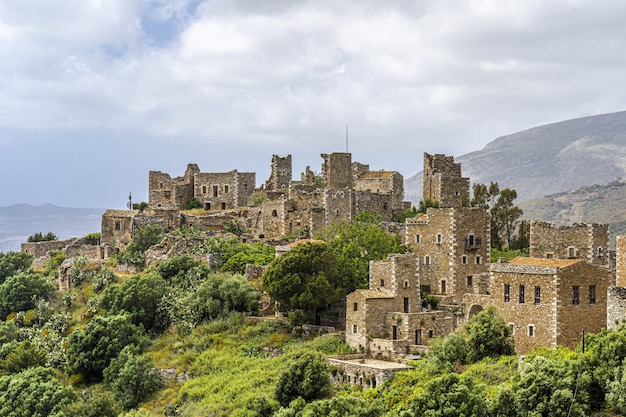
[264, 154, 292, 192]
[422, 153, 469, 208]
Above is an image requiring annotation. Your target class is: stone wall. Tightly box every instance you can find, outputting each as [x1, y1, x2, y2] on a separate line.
[264, 154, 292, 192]
[616, 236, 626, 287]
[405, 207, 490, 304]
[607, 286, 626, 329]
[422, 153, 469, 208]
[194, 170, 256, 210]
[148, 163, 198, 209]
[321, 153, 353, 191]
[489, 259, 609, 353]
[327, 356, 413, 389]
[529, 220, 609, 268]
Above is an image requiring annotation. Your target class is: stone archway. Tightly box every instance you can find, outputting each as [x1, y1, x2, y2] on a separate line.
[467, 304, 484, 320]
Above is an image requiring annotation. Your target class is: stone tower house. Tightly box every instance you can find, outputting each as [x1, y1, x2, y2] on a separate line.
[422, 153, 470, 208]
[264, 154, 292, 193]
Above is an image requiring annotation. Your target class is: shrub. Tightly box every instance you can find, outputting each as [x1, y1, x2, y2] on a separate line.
[66, 314, 148, 381]
[275, 350, 331, 407]
[27, 231, 58, 242]
[103, 346, 162, 409]
[0, 272, 55, 319]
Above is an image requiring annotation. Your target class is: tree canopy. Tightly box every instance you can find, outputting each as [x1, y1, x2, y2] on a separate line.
[263, 242, 342, 325]
[471, 182, 524, 249]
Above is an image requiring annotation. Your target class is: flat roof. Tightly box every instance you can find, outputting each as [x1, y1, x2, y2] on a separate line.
[328, 357, 413, 370]
[508, 257, 582, 269]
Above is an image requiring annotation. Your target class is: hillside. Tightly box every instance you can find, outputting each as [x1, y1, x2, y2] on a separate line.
[0, 204, 103, 252]
[405, 111, 626, 204]
[519, 179, 626, 245]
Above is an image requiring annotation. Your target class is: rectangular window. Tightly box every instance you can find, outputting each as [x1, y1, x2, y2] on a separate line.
[424, 255, 431, 265]
[476, 256, 481, 264]
[504, 284, 510, 302]
[462, 255, 467, 264]
[353, 325, 358, 334]
[202, 185, 207, 194]
[380, 279, 385, 287]
[353, 302, 358, 311]
[573, 286, 580, 305]
[436, 233, 442, 244]
[441, 280, 446, 294]
[224, 185, 229, 193]
[519, 285, 525, 304]
[568, 246, 576, 258]
[467, 276, 473, 286]
[416, 234, 421, 244]
[589, 285, 596, 304]
[528, 325, 535, 337]
[534, 286, 541, 305]
[428, 329, 434, 338]
[213, 185, 218, 197]
[468, 234, 475, 246]
[403, 297, 409, 313]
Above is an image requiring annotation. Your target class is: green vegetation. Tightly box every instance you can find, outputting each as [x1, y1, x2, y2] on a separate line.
[472, 182, 525, 250]
[27, 231, 58, 242]
[115, 225, 164, 268]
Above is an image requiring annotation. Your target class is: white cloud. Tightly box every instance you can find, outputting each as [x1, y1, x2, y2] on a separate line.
[2, 0, 626, 206]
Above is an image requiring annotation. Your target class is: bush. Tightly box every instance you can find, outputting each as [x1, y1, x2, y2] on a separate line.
[0, 366, 76, 416]
[27, 231, 58, 242]
[275, 350, 332, 407]
[66, 314, 149, 381]
[0, 272, 55, 319]
[100, 273, 170, 334]
[186, 273, 260, 324]
[103, 346, 162, 409]
[186, 197, 202, 210]
[83, 232, 101, 245]
[63, 387, 121, 417]
[0, 251, 33, 284]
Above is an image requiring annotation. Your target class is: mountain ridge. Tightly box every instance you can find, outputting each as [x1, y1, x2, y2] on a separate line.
[405, 111, 626, 204]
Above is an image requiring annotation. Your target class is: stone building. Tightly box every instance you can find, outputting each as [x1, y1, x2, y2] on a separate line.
[489, 257, 610, 353]
[345, 252, 454, 356]
[405, 207, 491, 305]
[607, 235, 626, 328]
[529, 220, 610, 269]
[422, 153, 470, 208]
[148, 163, 255, 211]
[248, 152, 408, 240]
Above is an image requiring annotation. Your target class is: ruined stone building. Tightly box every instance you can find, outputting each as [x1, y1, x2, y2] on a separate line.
[149, 163, 256, 211]
[489, 257, 610, 353]
[422, 153, 470, 208]
[529, 220, 610, 269]
[249, 152, 408, 240]
[101, 152, 408, 248]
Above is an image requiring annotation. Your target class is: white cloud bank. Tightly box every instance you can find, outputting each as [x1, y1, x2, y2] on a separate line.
[1, 0, 625, 206]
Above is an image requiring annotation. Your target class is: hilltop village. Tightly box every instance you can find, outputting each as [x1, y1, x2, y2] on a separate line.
[21, 151, 626, 369]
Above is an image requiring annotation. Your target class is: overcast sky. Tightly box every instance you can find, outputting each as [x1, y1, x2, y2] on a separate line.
[1, 0, 625, 209]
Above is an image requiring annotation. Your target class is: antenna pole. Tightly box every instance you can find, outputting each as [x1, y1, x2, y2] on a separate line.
[346, 125, 349, 153]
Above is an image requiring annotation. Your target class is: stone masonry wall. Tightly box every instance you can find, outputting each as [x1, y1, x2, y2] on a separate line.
[422, 153, 469, 208]
[608, 286, 626, 329]
[529, 220, 609, 268]
[616, 235, 626, 287]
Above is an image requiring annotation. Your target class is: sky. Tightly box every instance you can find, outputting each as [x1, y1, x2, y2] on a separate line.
[1, 0, 625, 209]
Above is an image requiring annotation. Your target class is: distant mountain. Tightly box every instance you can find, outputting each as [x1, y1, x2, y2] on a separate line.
[0, 204, 103, 253]
[405, 111, 626, 204]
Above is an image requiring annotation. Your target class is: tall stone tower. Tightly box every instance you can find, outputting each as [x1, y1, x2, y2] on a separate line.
[422, 153, 469, 208]
[264, 154, 292, 191]
[321, 153, 353, 190]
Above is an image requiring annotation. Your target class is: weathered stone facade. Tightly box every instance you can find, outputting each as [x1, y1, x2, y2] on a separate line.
[327, 355, 413, 389]
[405, 207, 491, 304]
[489, 257, 610, 353]
[422, 153, 469, 208]
[529, 220, 610, 269]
